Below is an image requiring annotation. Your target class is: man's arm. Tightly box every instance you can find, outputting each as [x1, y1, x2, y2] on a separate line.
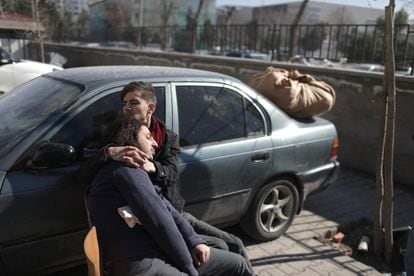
[113, 166, 202, 276]
[152, 130, 180, 186]
[163, 197, 210, 267]
[79, 147, 107, 185]
[105, 130, 180, 187]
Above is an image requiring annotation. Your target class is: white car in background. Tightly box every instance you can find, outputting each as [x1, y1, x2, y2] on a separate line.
[0, 47, 62, 95]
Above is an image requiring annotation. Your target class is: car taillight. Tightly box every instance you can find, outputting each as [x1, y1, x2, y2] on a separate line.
[330, 138, 339, 161]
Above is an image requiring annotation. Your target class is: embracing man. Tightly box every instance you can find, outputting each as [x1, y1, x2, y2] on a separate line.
[86, 119, 252, 276]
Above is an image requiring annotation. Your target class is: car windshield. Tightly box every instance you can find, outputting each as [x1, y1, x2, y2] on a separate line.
[0, 76, 83, 156]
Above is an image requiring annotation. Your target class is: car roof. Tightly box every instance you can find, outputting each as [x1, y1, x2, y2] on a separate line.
[45, 66, 239, 91]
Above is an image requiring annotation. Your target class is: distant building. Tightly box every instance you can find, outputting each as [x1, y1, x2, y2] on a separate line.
[89, 0, 217, 42]
[252, 1, 383, 25]
[50, 0, 89, 22]
[130, 0, 217, 27]
[217, 6, 253, 25]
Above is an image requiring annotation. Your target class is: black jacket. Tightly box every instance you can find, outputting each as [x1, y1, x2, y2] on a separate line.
[152, 128, 185, 212]
[80, 119, 185, 212]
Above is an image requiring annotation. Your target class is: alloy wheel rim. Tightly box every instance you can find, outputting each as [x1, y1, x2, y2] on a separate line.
[259, 184, 295, 233]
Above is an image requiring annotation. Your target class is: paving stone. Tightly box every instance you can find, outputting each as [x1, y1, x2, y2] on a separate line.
[248, 245, 277, 260]
[328, 270, 362, 276]
[288, 230, 319, 240]
[292, 214, 326, 225]
[256, 240, 289, 255]
[337, 265, 382, 276]
[256, 267, 289, 276]
[330, 254, 356, 264]
[296, 210, 315, 217]
[346, 261, 382, 274]
[278, 241, 315, 255]
[253, 263, 281, 275]
[290, 268, 324, 276]
[304, 260, 343, 275]
[274, 263, 303, 275]
[270, 236, 301, 250]
[300, 239, 341, 256]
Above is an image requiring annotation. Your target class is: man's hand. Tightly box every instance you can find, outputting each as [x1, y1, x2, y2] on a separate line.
[107, 146, 155, 173]
[191, 244, 210, 267]
[141, 159, 156, 173]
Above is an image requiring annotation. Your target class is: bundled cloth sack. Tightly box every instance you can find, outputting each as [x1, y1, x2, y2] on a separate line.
[248, 66, 336, 118]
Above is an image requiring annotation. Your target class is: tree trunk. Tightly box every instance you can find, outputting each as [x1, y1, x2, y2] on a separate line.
[191, 0, 205, 53]
[288, 0, 309, 57]
[383, 1, 396, 264]
[374, 0, 396, 263]
[160, 2, 174, 50]
[32, 0, 44, 62]
[373, 90, 385, 257]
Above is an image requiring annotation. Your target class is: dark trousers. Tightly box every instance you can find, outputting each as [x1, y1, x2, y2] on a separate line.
[406, 229, 414, 276]
[182, 212, 253, 273]
[107, 247, 252, 276]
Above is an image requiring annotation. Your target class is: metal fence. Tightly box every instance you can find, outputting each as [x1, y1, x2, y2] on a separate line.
[100, 23, 414, 75]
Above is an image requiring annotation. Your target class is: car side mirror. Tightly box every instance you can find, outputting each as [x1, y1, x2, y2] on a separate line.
[29, 142, 76, 169]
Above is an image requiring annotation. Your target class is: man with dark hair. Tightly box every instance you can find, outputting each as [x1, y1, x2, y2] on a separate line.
[81, 81, 252, 272]
[86, 120, 251, 276]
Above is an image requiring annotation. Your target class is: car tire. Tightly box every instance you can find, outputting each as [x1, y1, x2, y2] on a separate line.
[241, 178, 299, 241]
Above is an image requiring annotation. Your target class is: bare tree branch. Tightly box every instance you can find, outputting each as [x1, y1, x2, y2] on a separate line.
[188, 0, 206, 53]
[289, 0, 309, 57]
[160, 1, 174, 50]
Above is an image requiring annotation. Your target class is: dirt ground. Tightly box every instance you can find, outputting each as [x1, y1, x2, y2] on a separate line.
[317, 217, 410, 275]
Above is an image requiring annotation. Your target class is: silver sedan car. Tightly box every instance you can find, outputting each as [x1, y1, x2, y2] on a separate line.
[0, 66, 339, 274]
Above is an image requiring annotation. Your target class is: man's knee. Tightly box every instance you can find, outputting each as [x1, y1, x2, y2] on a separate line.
[202, 247, 252, 276]
[229, 253, 252, 276]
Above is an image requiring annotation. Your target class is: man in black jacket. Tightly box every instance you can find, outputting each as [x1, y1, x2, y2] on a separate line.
[87, 120, 251, 276]
[81, 81, 252, 271]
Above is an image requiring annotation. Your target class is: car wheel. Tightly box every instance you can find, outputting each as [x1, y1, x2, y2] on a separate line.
[241, 178, 299, 241]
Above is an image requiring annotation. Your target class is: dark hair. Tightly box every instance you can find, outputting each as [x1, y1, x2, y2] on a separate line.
[114, 119, 146, 147]
[120, 81, 157, 104]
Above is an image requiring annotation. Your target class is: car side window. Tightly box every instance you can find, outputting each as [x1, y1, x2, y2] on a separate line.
[176, 85, 264, 147]
[51, 87, 165, 160]
[246, 101, 265, 137]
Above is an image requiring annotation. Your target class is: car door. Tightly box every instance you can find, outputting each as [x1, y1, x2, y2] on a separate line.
[173, 83, 273, 226]
[0, 85, 167, 275]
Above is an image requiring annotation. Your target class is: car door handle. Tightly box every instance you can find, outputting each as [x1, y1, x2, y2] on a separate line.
[251, 152, 270, 162]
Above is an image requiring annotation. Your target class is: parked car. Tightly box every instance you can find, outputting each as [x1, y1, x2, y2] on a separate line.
[225, 51, 271, 61]
[0, 47, 62, 95]
[0, 66, 339, 274]
[100, 41, 136, 49]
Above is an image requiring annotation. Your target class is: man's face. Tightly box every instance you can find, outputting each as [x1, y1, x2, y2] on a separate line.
[122, 91, 155, 125]
[136, 125, 158, 159]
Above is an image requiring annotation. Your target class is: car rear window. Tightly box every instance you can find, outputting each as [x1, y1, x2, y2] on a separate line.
[0, 76, 82, 157]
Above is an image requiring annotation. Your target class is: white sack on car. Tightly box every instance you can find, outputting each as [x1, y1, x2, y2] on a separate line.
[248, 66, 336, 118]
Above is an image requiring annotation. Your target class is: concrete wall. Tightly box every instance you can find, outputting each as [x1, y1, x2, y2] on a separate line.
[38, 44, 414, 187]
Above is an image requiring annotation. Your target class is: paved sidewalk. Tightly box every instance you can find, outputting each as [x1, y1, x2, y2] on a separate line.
[244, 168, 414, 276]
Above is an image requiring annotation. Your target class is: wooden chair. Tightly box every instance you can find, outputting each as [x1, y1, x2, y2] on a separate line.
[84, 226, 101, 276]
